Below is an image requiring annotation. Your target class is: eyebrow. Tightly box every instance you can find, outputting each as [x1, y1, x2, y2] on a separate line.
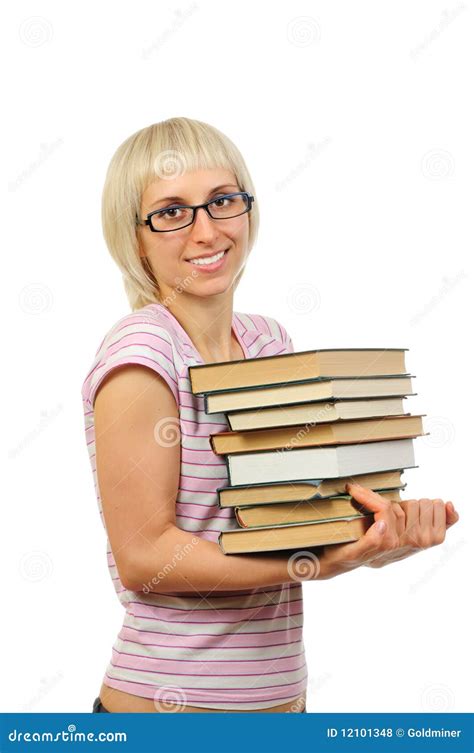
[148, 184, 240, 209]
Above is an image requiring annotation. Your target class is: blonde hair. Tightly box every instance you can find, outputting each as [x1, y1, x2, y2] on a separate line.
[101, 117, 259, 311]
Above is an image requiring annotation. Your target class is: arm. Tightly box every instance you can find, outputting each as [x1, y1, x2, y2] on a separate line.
[94, 364, 459, 592]
[93, 364, 335, 594]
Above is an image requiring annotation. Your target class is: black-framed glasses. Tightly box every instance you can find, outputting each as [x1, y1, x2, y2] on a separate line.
[135, 191, 255, 233]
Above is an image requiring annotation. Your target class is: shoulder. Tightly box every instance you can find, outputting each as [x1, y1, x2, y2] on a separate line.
[234, 311, 294, 354]
[81, 305, 183, 409]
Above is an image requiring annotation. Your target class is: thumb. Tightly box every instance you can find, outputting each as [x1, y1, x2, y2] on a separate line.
[446, 501, 460, 528]
[369, 518, 387, 536]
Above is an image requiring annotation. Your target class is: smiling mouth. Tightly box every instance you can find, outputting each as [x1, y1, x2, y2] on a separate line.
[186, 248, 229, 266]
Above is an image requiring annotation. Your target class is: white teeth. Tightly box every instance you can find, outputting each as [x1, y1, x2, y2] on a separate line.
[188, 250, 226, 266]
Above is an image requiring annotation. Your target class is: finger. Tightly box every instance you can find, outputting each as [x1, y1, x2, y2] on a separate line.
[399, 499, 419, 545]
[433, 499, 447, 544]
[346, 483, 392, 513]
[390, 501, 406, 538]
[358, 515, 399, 560]
[325, 514, 390, 569]
[419, 498, 434, 547]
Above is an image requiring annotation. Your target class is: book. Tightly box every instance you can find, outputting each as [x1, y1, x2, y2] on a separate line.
[219, 514, 374, 554]
[227, 396, 408, 431]
[225, 437, 416, 486]
[203, 375, 414, 414]
[210, 414, 424, 455]
[188, 344, 423, 555]
[235, 489, 401, 528]
[189, 348, 408, 396]
[217, 469, 411, 508]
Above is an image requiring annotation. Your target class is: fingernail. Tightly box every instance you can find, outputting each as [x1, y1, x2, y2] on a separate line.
[375, 520, 386, 534]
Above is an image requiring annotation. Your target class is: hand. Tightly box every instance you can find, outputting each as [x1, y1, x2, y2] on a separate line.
[316, 483, 460, 577]
[350, 486, 459, 568]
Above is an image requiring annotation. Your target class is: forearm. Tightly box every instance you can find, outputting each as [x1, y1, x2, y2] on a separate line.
[124, 524, 335, 594]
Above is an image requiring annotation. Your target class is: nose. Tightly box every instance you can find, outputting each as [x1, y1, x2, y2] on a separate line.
[188, 205, 218, 241]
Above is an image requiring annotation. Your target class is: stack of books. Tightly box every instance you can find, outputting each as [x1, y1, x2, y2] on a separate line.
[188, 348, 425, 555]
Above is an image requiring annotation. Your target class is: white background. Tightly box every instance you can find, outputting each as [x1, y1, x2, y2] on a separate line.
[2, 0, 473, 713]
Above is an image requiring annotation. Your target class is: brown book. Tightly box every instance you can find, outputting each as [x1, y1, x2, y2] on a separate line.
[227, 396, 408, 431]
[219, 515, 374, 554]
[189, 348, 408, 396]
[217, 469, 409, 508]
[210, 415, 425, 455]
[205, 376, 414, 415]
[235, 490, 401, 528]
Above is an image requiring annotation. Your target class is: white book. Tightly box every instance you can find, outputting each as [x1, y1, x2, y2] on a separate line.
[226, 438, 416, 486]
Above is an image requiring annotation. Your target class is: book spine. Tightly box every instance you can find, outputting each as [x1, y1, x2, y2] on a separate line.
[217, 532, 225, 553]
[223, 454, 232, 486]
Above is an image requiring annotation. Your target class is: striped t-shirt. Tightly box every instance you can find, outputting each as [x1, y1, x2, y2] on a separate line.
[81, 302, 307, 710]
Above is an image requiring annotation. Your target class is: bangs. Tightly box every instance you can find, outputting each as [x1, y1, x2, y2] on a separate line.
[134, 119, 244, 204]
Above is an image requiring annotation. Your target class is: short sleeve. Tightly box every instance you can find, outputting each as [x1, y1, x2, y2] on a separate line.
[81, 314, 180, 409]
[280, 323, 295, 354]
[258, 315, 295, 354]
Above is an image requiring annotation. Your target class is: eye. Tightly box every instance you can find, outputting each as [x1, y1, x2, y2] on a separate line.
[211, 195, 233, 207]
[160, 206, 184, 218]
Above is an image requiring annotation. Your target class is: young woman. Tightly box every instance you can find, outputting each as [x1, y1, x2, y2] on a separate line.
[82, 117, 459, 713]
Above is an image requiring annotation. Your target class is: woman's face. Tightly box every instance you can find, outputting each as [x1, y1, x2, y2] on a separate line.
[137, 167, 251, 302]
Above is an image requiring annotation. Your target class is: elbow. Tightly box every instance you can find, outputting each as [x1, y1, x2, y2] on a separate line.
[115, 553, 143, 592]
[117, 549, 169, 594]
[115, 523, 179, 593]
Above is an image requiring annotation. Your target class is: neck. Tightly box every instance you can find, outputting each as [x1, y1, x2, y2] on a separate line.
[160, 294, 238, 363]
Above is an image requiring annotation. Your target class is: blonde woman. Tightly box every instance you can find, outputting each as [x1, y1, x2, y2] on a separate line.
[82, 117, 459, 713]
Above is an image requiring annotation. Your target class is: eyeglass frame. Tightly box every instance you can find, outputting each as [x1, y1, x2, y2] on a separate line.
[135, 191, 255, 233]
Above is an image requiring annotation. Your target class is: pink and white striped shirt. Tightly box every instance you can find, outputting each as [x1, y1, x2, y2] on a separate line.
[81, 302, 307, 710]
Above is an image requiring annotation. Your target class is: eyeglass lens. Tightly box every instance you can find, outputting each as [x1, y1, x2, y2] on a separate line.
[150, 193, 249, 231]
